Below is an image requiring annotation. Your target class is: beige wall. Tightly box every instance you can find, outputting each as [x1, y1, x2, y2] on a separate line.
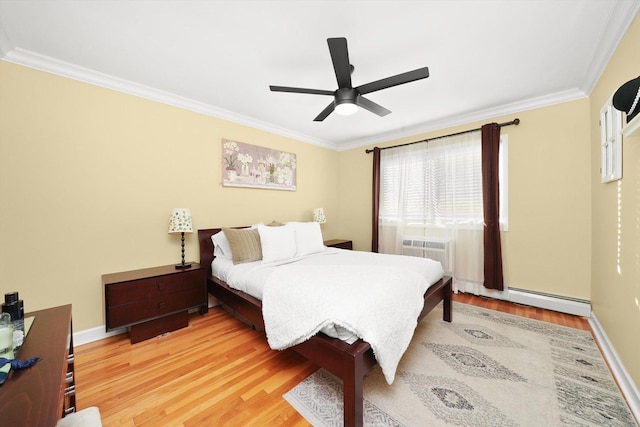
[339, 100, 592, 300]
[1, 15, 638, 390]
[0, 61, 341, 331]
[589, 14, 640, 386]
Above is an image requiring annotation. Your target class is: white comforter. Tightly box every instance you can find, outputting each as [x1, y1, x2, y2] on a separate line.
[212, 248, 443, 384]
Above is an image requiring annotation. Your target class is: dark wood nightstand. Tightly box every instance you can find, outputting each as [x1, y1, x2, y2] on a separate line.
[324, 239, 353, 250]
[103, 263, 207, 343]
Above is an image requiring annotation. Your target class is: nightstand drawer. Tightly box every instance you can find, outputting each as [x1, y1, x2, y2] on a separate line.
[106, 269, 202, 306]
[107, 287, 203, 329]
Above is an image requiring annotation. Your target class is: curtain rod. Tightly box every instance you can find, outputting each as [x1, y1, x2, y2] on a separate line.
[364, 118, 520, 154]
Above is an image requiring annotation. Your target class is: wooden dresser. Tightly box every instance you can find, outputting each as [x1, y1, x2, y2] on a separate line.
[103, 263, 207, 343]
[0, 304, 75, 426]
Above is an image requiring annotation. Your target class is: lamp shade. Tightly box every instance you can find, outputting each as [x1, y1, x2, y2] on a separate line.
[168, 208, 193, 234]
[313, 208, 327, 224]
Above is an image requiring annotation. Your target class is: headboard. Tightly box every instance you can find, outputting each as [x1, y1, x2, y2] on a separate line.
[197, 228, 222, 277]
[197, 227, 248, 277]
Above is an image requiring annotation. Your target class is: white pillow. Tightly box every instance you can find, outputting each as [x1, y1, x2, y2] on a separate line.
[211, 231, 232, 260]
[257, 223, 297, 263]
[290, 222, 325, 257]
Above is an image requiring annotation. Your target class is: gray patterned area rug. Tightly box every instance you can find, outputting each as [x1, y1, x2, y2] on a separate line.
[284, 302, 637, 426]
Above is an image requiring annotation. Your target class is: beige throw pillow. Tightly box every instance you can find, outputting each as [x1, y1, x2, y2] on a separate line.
[222, 227, 262, 264]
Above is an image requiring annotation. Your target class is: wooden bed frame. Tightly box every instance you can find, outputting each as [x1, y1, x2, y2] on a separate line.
[198, 228, 452, 427]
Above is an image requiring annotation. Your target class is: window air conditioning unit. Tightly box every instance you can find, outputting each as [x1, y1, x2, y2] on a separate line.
[401, 237, 452, 273]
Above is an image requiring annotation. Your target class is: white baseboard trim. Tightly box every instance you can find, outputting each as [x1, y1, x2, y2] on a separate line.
[455, 285, 592, 317]
[507, 288, 591, 317]
[589, 313, 640, 424]
[74, 325, 124, 346]
[73, 303, 220, 346]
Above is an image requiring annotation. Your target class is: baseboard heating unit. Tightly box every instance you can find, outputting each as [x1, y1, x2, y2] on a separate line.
[508, 287, 591, 317]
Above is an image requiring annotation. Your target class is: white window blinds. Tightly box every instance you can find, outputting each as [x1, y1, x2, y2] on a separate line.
[380, 131, 484, 226]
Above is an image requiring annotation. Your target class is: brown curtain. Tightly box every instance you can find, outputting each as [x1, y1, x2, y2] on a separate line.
[481, 123, 504, 290]
[371, 147, 381, 252]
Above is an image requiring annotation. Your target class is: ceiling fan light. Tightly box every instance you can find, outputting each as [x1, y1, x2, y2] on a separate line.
[335, 102, 358, 116]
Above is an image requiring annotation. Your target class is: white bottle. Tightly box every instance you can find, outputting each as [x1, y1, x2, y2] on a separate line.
[0, 312, 14, 359]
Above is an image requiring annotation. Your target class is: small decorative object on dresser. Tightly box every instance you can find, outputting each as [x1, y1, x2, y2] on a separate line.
[103, 264, 207, 344]
[323, 239, 353, 250]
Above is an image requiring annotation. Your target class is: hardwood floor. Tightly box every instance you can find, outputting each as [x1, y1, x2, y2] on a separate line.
[74, 293, 591, 426]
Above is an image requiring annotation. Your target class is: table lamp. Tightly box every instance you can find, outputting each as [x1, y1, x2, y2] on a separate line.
[168, 208, 193, 269]
[313, 208, 327, 224]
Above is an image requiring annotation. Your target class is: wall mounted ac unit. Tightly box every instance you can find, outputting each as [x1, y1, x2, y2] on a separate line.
[401, 237, 452, 273]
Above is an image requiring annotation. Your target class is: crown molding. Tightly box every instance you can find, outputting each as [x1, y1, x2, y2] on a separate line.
[0, 45, 587, 153]
[336, 88, 588, 152]
[0, 47, 340, 151]
[580, 0, 640, 95]
[1, 0, 635, 153]
[340, 0, 640, 152]
[0, 15, 13, 58]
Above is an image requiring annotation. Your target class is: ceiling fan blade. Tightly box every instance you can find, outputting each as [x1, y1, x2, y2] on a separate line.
[313, 102, 335, 122]
[356, 67, 430, 95]
[357, 96, 391, 117]
[269, 85, 334, 96]
[327, 37, 352, 89]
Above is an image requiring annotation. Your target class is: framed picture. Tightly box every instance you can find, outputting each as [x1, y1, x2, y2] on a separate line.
[222, 139, 297, 191]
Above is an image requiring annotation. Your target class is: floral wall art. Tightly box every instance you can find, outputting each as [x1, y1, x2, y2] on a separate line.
[222, 139, 297, 191]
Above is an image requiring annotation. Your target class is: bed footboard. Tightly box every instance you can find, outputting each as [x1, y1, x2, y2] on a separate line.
[209, 273, 452, 427]
[198, 228, 452, 427]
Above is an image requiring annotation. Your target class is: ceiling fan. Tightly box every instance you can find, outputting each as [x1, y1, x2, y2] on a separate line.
[269, 37, 430, 121]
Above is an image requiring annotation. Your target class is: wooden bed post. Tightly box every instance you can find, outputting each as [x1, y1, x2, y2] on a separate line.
[443, 277, 453, 322]
[344, 352, 365, 427]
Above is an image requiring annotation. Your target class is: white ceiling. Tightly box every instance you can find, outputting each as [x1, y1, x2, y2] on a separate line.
[1, 0, 638, 151]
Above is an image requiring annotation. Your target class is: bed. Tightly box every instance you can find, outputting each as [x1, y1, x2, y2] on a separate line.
[198, 225, 452, 427]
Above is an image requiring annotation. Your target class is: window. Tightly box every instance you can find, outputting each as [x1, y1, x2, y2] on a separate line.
[380, 133, 508, 229]
[600, 98, 623, 183]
